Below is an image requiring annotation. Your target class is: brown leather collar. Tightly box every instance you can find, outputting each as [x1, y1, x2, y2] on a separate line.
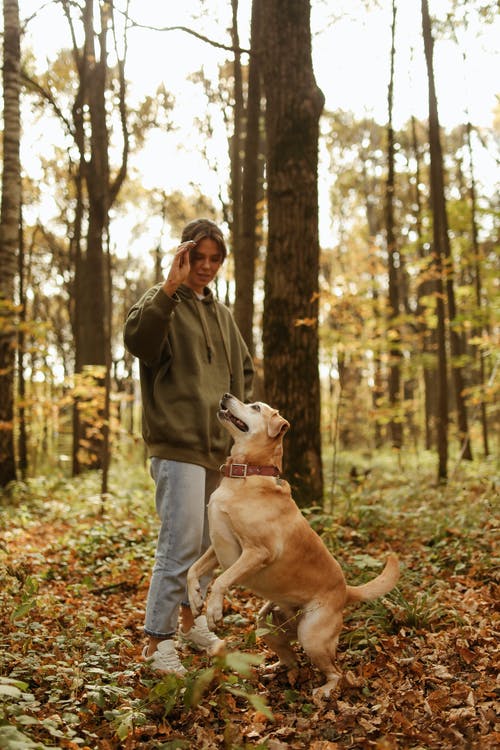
[220, 462, 280, 479]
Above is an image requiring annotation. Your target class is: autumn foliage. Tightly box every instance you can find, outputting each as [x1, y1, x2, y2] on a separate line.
[1, 447, 498, 749]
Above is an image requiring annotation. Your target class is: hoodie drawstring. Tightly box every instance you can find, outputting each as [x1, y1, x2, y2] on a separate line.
[213, 303, 234, 390]
[194, 298, 214, 363]
[194, 298, 233, 388]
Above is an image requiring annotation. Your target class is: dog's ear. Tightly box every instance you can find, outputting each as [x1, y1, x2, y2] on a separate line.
[268, 412, 290, 439]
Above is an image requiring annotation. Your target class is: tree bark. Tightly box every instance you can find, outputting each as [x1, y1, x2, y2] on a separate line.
[465, 121, 489, 457]
[234, 0, 263, 354]
[411, 116, 436, 451]
[421, 0, 449, 480]
[0, 0, 21, 487]
[422, 0, 472, 469]
[260, 0, 324, 505]
[230, 0, 243, 265]
[17, 202, 27, 477]
[62, 0, 129, 475]
[386, 0, 403, 449]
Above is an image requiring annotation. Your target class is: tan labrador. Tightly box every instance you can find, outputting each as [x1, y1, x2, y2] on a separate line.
[188, 393, 400, 696]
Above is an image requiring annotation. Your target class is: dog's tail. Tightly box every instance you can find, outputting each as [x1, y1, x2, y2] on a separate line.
[345, 553, 400, 603]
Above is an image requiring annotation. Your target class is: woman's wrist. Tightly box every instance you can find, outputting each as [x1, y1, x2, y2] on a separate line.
[162, 278, 178, 297]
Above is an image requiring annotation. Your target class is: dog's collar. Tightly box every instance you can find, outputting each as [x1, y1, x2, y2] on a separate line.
[220, 462, 280, 479]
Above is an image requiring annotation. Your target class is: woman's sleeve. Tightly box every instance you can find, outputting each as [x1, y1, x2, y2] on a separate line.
[123, 286, 177, 367]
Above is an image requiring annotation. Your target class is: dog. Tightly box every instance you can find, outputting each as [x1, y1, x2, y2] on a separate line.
[188, 393, 400, 696]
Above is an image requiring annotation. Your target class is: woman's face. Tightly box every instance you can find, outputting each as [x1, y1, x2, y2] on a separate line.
[185, 237, 223, 294]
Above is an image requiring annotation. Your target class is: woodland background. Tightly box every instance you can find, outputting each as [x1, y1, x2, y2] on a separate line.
[0, 0, 499, 748]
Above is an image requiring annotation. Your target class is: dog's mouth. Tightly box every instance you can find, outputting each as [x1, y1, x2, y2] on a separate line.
[218, 408, 249, 432]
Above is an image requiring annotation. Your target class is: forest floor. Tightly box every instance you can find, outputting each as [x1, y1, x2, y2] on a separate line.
[0, 447, 499, 749]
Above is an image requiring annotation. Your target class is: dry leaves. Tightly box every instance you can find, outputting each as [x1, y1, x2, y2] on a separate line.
[0, 463, 498, 748]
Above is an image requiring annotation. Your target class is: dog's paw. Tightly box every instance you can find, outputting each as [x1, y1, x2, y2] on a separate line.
[206, 602, 223, 631]
[188, 584, 204, 617]
[312, 674, 341, 699]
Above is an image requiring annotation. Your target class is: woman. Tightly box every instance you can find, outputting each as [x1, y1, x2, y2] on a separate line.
[124, 218, 254, 674]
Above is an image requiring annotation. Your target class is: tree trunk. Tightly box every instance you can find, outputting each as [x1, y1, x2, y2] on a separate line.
[421, 0, 449, 481]
[17, 202, 28, 477]
[63, 0, 129, 476]
[81, 1, 109, 368]
[234, 0, 263, 354]
[72, 0, 108, 472]
[0, 0, 21, 487]
[230, 0, 243, 262]
[361, 160, 383, 449]
[411, 116, 435, 451]
[260, 0, 324, 505]
[422, 0, 472, 467]
[465, 121, 489, 457]
[386, 0, 403, 449]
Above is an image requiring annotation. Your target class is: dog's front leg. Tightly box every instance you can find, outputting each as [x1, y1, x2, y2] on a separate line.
[206, 548, 269, 630]
[187, 546, 219, 616]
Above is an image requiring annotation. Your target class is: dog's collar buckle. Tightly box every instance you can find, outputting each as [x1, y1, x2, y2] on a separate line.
[228, 462, 248, 478]
[220, 463, 280, 479]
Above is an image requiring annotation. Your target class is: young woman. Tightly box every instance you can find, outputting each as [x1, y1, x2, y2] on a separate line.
[124, 218, 254, 674]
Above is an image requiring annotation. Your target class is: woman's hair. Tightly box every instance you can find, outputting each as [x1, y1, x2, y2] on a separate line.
[181, 218, 227, 262]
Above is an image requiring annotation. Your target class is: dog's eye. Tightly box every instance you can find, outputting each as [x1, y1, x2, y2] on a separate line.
[251, 404, 261, 412]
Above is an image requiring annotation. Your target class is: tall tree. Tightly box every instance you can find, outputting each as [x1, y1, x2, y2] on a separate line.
[229, 0, 243, 258]
[422, 0, 472, 471]
[60, 0, 129, 474]
[385, 0, 403, 449]
[465, 121, 489, 457]
[446, 3, 490, 457]
[234, 0, 263, 354]
[260, 0, 324, 505]
[0, 0, 21, 487]
[410, 115, 437, 451]
[421, 0, 450, 480]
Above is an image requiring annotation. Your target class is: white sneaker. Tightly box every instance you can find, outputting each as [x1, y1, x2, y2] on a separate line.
[179, 615, 225, 655]
[142, 639, 187, 676]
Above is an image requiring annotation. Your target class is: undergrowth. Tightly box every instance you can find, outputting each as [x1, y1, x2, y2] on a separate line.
[0, 447, 498, 748]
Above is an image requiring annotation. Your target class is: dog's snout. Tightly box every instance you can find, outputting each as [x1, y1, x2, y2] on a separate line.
[221, 393, 232, 406]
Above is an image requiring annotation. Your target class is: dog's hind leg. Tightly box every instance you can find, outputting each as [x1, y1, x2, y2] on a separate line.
[258, 602, 299, 682]
[297, 604, 343, 697]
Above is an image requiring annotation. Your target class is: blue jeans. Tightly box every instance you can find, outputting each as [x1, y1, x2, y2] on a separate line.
[144, 458, 220, 638]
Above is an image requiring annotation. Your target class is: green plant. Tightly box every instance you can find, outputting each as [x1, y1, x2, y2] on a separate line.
[385, 588, 460, 632]
[184, 650, 273, 720]
[0, 676, 64, 749]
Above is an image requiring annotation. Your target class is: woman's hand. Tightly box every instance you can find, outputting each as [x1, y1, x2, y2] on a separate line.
[162, 241, 196, 297]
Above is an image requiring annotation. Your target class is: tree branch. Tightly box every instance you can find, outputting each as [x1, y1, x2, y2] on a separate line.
[21, 70, 74, 139]
[119, 11, 250, 55]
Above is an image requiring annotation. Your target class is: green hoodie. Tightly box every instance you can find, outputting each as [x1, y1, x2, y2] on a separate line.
[124, 283, 254, 470]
